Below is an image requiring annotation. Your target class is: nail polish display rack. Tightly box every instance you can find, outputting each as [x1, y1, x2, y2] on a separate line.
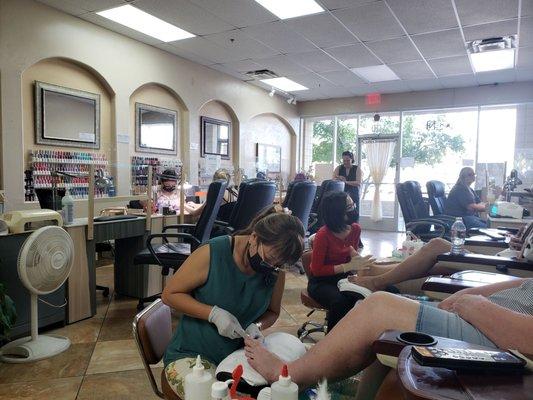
[131, 156, 182, 195]
[28, 150, 109, 200]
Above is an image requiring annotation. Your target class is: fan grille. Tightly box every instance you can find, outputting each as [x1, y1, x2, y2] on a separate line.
[18, 226, 74, 295]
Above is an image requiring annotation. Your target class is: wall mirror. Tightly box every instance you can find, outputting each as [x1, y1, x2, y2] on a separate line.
[135, 103, 177, 155]
[201, 116, 231, 159]
[256, 143, 282, 173]
[35, 81, 100, 148]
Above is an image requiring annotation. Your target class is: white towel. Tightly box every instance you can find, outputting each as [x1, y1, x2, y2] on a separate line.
[337, 278, 373, 298]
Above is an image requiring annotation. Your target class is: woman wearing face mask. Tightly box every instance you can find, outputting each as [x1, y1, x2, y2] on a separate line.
[308, 191, 375, 331]
[153, 169, 201, 216]
[161, 206, 305, 398]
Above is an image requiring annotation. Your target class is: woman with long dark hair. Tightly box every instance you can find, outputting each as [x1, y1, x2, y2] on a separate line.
[307, 191, 374, 331]
[333, 150, 362, 222]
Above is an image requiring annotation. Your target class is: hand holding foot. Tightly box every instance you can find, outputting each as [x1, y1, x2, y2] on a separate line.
[244, 337, 283, 384]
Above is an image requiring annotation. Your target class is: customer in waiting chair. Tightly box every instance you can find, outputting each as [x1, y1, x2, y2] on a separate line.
[445, 167, 488, 229]
[161, 206, 304, 398]
[307, 191, 375, 332]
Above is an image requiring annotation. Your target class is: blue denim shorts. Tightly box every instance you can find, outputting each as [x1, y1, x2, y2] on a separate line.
[416, 301, 496, 348]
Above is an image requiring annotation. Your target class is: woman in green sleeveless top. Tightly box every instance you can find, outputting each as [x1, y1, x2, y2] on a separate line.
[162, 206, 305, 398]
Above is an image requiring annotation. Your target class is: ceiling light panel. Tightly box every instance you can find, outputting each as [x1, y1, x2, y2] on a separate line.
[351, 65, 400, 83]
[254, 0, 324, 20]
[470, 48, 515, 72]
[97, 5, 195, 42]
[261, 77, 309, 91]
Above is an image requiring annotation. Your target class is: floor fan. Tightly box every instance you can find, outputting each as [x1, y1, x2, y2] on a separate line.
[0, 226, 74, 363]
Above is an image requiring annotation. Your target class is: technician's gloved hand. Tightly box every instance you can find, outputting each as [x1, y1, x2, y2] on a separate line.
[208, 306, 246, 339]
[245, 323, 264, 341]
[342, 254, 376, 273]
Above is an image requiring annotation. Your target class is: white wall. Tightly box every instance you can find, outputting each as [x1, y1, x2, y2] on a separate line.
[0, 0, 299, 211]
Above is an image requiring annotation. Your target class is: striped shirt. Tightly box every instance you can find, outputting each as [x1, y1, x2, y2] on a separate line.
[488, 279, 533, 316]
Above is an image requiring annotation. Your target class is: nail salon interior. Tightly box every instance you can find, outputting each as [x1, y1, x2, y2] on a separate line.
[0, 0, 533, 399]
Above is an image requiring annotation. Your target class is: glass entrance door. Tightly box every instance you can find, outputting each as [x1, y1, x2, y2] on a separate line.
[357, 136, 400, 231]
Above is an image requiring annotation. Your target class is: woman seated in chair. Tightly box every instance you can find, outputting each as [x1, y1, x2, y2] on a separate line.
[307, 191, 375, 332]
[245, 277, 533, 392]
[445, 167, 488, 229]
[161, 205, 305, 398]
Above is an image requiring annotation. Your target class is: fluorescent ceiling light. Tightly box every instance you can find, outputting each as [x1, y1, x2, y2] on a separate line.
[255, 0, 324, 19]
[97, 5, 195, 42]
[470, 48, 515, 73]
[261, 77, 308, 92]
[351, 65, 400, 83]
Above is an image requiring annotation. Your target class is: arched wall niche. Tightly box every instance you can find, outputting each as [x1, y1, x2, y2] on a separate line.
[21, 56, 115, 169]
[129, 82, 189, 165]
[243, 113, 297, 182]
[198, 99, 240, 174]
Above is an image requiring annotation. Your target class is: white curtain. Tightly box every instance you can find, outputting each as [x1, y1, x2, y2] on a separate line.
[363, 140, 396, 222]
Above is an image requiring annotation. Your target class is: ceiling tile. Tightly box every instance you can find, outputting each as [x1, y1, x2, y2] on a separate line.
[286, 51, 345, 73]
[349, 85, 372, 95]
[366, 80, 410, 93]
[386, 0, 458, 34]
[284, 13, 357, 48]
[252, 54, 311, 76]
[154, 43, 215, 65]
[438, 74, 477, 88]
[320, 0, 378, 10]
[523, 0, 533, 17]
[476, 69, 517, 84]
[80, 13, 162, 45]
[333, 2, 404, 41]
[412, 29, 466, 59]
[296, 88, 329, 100]
[463, 19, 519, 41]
[134, 0, 235, 35]
[520, 17, 533, 47]
[209, 64, 250, 80]
[204, 29, 278, 59]
[366, 37, 421, 63]
[242, 21, 316, 54]
[187, 0, 276, 28]
[428, 55, 473, 76]
[318, 86, 354, 99]
[405, 78, 443, 91]
[173, 37, 243, 63]
[388, 61, 435, 79]
[37, 0, 100, 15]
[516, 68, 533, 80]
[284, 72, 333, 89]
[319, 70, 366, 86]
[455, 0, 519, 26]
[517, 46, 533, 67]
[324, 43, 381, 68]
[220, 59, 263, 73]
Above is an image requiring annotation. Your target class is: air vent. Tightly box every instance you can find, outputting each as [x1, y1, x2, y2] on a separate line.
[245, 69, 278, 80]
[467, 36, 516, 53]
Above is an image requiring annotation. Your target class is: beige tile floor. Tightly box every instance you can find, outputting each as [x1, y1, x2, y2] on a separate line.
[0, 231, 402, 400]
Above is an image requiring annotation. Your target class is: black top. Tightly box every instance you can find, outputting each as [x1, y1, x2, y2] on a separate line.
[338, 164, 359, 199]
[444, 183, 480, 217]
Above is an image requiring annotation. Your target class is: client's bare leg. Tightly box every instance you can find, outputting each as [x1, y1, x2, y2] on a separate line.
[350, 238, 452, 291]
[245, 292, 419, 388]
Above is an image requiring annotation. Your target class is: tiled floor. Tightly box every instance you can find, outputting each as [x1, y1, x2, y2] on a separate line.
[0, 231, 403, 400]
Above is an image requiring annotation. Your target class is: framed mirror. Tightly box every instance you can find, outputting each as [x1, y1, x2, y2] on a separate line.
[201, 116, 231, 159]
[35, 81, 100, 148]
[135, 103, 177, 155]
[256, 143, 281, 173]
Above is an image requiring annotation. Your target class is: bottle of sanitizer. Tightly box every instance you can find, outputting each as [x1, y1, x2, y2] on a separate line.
[270, 365, 298, 400]
[184, 355, 214, 400]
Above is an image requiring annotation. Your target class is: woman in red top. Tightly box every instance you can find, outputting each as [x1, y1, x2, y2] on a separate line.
[308, 191, 375, 332]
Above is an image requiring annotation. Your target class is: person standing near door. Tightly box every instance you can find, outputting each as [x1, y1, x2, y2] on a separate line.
[334, 151, 362, 222]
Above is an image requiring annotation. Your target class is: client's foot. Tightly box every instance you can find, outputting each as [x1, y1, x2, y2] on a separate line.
[348, 275, 383, 292]
[244, 337, 284, 384]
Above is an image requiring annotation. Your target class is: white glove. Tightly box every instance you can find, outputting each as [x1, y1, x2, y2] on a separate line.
[208, 306, 246, 339]
[342, 254, 376, 273]
[245, 323, 264, 341]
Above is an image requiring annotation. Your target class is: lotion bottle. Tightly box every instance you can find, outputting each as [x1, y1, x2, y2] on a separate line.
[184, 355, 213, 400]
[270, 365, 298, 400]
